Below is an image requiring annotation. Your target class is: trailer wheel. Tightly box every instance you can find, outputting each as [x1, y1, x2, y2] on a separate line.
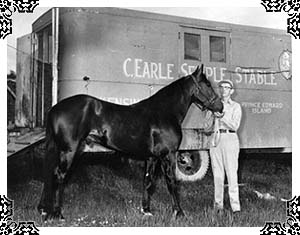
[175, 150, 210, 181]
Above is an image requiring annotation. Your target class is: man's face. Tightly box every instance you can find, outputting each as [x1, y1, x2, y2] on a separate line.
[219, 83, 233, 99]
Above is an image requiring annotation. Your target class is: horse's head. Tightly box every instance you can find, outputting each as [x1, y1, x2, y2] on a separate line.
[190, 64, 223, 113]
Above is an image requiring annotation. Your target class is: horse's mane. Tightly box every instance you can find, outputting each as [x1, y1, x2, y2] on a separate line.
[133, 75, 191, 108]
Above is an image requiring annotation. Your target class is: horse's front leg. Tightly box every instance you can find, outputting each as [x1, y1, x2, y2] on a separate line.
[142, 157, 158, 216]
[161, 151, 185, 219]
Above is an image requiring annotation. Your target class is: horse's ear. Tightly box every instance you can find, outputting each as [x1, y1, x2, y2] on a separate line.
[192, 65, 204, 78]
[193, 66, 200, 76]
[200, 64, 204, 74]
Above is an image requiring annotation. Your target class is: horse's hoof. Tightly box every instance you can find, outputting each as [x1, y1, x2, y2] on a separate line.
[143, 212, 153, 217]
[37, 205, 46, 215]
[55, 212, 65, 222]
[41, 211, 48, 222]
[141, 208, 153, 217]
[50, 210, 65, 221]
[40, 210, 65, 222]
[37, 207, 50, 222]
[171, 209, 185, 221]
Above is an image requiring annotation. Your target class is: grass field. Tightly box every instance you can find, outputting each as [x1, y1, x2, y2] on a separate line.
[7, 151, 292, 227]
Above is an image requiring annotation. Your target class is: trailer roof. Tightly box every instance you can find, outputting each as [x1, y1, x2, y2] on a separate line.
[33, 7, 287, 36]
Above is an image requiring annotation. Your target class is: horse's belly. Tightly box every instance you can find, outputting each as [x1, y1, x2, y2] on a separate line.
[83, 129, 151, 158]
[83, 142, 115, 153]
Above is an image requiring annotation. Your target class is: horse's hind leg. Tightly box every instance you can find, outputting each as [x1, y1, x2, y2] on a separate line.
[38, 156, 55, 219]
[39, 142, 79, 221]
[52, 143, 80, 220]
[142, 157, 158, 216]
[161, 151, 184, 219]
[38, 147, 59, 219]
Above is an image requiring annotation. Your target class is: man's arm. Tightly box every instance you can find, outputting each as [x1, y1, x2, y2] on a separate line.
[219, 103, 242, 131]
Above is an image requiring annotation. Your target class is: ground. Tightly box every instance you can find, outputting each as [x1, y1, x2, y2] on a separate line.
[7, 150, 292, 227]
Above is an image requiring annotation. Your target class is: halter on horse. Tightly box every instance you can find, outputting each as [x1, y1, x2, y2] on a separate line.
[37, 64, 223, 221]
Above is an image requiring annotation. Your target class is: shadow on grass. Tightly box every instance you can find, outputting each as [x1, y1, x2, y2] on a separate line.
[7, 150, 292, 226]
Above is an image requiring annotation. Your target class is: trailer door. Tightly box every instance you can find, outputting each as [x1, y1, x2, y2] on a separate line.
[179, 26, 231, 129]
[31, 8, 59, 128]
[32, 25, 53, 127]
[15, 33, 33, 127]
[179, 26, 231, 82]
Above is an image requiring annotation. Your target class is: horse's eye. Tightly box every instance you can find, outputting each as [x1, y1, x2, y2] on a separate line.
[206, 81, 211, 87]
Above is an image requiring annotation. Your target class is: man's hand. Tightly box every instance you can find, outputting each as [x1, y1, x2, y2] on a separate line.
[214, 112, 225, 118]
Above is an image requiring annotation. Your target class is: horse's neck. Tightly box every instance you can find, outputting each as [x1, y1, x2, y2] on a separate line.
[175, 78, 194, 123]
[136, 77, 194, 123]
[160, 77, 193, 124]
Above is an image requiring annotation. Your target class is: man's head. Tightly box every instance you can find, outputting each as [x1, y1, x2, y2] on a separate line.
[218, 80, 234, 99]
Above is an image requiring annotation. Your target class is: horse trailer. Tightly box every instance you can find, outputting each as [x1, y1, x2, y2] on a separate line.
[13, 7, 292, 181]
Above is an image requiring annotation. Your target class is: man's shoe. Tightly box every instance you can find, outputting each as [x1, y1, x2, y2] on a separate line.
[232, 210, 241, 217]
[213, 207, 224, 216]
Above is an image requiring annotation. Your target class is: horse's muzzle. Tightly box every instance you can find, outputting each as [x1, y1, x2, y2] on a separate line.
[211, 98, 223, 114]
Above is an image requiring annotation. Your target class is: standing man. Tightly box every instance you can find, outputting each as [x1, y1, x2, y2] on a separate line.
[209, 80, 242, 213]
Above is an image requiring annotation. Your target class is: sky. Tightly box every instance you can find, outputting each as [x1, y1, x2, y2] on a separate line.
[7, 6, 287, 72]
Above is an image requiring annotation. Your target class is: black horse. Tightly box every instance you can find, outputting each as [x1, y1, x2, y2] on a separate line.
[38, 65, 223, 221]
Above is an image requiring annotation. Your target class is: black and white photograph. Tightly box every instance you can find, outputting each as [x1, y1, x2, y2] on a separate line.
[2, 0, 298, 232]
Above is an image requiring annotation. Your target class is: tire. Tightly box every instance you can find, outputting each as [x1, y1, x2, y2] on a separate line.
[175, 150, 210, 181]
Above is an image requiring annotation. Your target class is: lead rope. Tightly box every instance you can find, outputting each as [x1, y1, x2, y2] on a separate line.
[211, 117, 220, 147]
